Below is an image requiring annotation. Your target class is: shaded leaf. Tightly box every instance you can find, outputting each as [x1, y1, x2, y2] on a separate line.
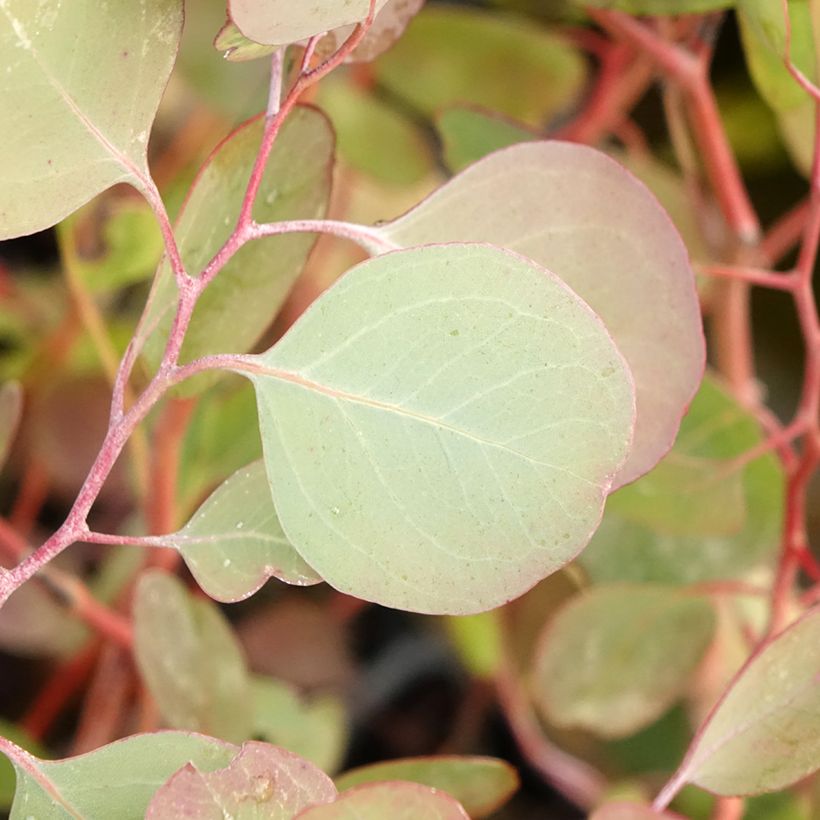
[140, 107, 333, 386]
[533, 585, 716, 738]
[0, 721, 46, 811]
[0, 381, 22, 473]
[0, 0, 182, 238]
[590, 803, 681, 820]
[296, 781, 469, 819]
[228, 0, 391, 46]
[375, 6, 586, 127]
[680, 605, 820, 796]
[335, 756, 518, 818]
[316, 74, 434, 185]
[0, 731, 236, 819]
[445, 612, 504, 678]
[382, 141, 704, 487]
[214, 19, 276, 62]
[245, 244, 635, 614]
[133, 571, 252, 742]
[581, 374, 784, 584]
[436, 106, 537, 173]
[146, 741, 337, 819]
[168, 460, 321, 603]
[252, 677, 348, 774]
[579, 0, 734, 12]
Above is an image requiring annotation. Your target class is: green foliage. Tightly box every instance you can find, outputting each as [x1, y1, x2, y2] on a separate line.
[247, 244, 634, 613]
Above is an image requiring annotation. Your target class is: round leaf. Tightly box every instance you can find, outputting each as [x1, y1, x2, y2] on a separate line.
[246, 243, 635, 614]
[382, 142, 704, 487]
[0, 0, 182, 238]
[533, 585, 716, 738]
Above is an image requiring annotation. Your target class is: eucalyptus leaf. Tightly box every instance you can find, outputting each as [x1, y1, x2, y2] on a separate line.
[252, 677, 348, 774]
[680, 605, 820, 796]
[228, 0, 391, 46]
[146, 742, 337, 819]
[214, 19, 276, 62]
[296, 782, 470, 819]
[133, 571, 252, 742]
[336, 756, 518, 818]
[168, 461, 321, 603]
[533, 585, 716, 738]
[381, 141, 704, 487]
[581, 374, 784, 584]
[579, 0, 734, 12]
[590, 804, 681, 820]
[243, 244, 635, 614]
[374, 6, 586, 127]
[0, 731, 236, 819]
[140, 107, 333, 386]
[0, 0, 182, 238]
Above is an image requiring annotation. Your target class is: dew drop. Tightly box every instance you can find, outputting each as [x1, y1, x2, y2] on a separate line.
[235, 521, 244, 529]
[223, 558, 231, 568]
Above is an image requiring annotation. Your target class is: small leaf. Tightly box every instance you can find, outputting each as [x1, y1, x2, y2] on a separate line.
[533, 585, 716, 738]
[214, 19, 276, 62]
[140, 107, 333, 386]
[0, 381, 22, 473]
[374, 6, 586, 127]
[245, 244, 635, 614]
[168, 461, 321, 603]
[445, 612, 505, 678]
[679, 605, 820, 796]
[335, 756, 518, 818]
[435, 106, 537, 173]
[590, 803, 682, 820]
[581, 374, 784, 585]
[316, 75, 434, 185]
[0, 0, 182, 239]
[146, 741, 337, 819]
[252, 677, 348, 774]
[0, 731, 236, 818]
[296, 781, 470, 819]
[228, 0, 391, 46]
[133, 571, 252, 742]
[382, 141, 704, 487]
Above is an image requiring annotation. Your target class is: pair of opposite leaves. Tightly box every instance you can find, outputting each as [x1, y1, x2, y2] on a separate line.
[0, 0, 703, 615]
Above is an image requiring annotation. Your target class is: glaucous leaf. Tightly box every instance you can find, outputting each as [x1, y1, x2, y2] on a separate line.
[0, 731, 236, 819]
[214, 19, 276, 62]
[146, 741, 337, 819]
[335, 756, 518, 818]
[133, 571, 252, 742]
[374, 6, 586, 127]
[381, 141, 704, 487]
[140, 107, 333, 382]
[316, 75, 434, 185]
[0, 381, 22, 473]
[590, 804, 681, 820]
[252, 676, 348, 774]
[435, 106, 537, 173]
[244, 244, 635, 614]
[581, 375, 784, 584]
[166, 460, 320, 603]
[228, 0, 391, 46]
[580, 0, 734, 12]
[296, 782, 469, 819]
[679, 605, 820, 796]
[0, 0, 182, 238]
[533, 585, 716, 738]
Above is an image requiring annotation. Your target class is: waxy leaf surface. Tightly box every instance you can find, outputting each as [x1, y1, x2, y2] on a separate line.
[533, 585, 716, 738]
[0, 0, 182, 238]
[146, 742, 337, 819]
[141, 107, 333, 378]
[169, 460, 320, 603]
[681, 605, 820, 795]
[228, 0, 391, 46]
[133, 571, 252, 742]
[581, 375, 783, 584]
[0, 732, 235, 819]
[382, 142, 703, 487]
[336, 756, 518, 817]
[246, 244, 635, 614]
[296, 782, 469, 820]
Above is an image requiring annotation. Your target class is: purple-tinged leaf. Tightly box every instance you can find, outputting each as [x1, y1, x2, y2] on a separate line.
[146, 742, 337, 820]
